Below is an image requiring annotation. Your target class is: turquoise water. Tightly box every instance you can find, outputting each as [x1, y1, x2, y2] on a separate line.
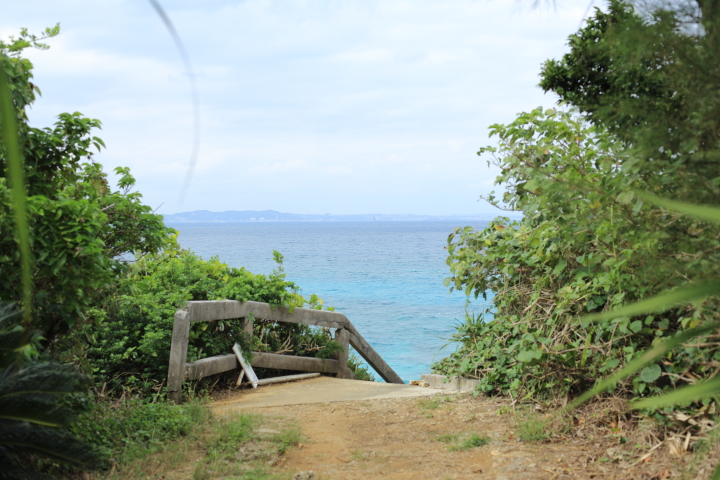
[169, 221, 491, 382]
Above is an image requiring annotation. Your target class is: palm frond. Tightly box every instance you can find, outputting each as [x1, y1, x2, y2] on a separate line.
[0, 303, 100, 472]
[0, 422, 103, 471]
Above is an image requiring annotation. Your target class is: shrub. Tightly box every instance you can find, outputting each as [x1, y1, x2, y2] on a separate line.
[434, 107, 720, 403]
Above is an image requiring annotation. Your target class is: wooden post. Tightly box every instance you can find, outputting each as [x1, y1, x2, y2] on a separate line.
[167, 309, 191, 404]
[334, 328, 354, 380]
[240, 315, 254, 338]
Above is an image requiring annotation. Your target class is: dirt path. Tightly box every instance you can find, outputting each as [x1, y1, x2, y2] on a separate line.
[244, 393, 690, 480]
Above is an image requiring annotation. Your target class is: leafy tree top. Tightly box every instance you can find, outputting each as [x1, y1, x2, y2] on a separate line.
[539, 0, 720, 204]
[0, 28, 171, 345]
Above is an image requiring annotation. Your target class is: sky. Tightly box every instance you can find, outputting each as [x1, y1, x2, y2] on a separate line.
[2, 0, 600, 215]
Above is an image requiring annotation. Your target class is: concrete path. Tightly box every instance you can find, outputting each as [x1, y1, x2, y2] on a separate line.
[210, 376, 451, 412]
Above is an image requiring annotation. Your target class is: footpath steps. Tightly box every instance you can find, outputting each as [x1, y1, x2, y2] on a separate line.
[210, 376, 457, 412]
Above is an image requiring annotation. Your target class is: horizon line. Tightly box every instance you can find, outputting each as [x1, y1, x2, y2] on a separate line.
[163, 209, 521, 217]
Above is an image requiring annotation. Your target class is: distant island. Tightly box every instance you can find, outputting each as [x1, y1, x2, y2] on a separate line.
[162, 210, 519, 223]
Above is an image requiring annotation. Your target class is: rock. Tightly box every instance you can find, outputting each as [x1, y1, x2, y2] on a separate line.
[236, 442, 271, 461]
[293, 471, 316, 480]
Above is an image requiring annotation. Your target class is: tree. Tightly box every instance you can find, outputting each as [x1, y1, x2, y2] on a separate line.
[0, 27, 172, 347]
[539, 0, 720, 206]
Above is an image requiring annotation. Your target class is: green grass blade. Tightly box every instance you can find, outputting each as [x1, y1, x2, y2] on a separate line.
[631, 376, 720, 410]
[566, 321, 720, 410]
[636, 191, 720, 224]
[583, 281, 720, 322]
[0, 62, 32, 322]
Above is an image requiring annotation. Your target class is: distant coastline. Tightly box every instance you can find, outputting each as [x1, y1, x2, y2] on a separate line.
[162, 209, 520, 223]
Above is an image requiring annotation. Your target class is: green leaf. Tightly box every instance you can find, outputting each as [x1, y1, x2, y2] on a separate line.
[525, 179, 540, 191]
[605, 358, 620, 370]
[639, 364, 661, 383]
[517, 350, 532, 363]
[616, 191, 635, 204]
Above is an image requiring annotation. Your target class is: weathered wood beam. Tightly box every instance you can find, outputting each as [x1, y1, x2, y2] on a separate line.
[186, 300, 349, 329]
[241, 315, 253, 336]
[185, 353, 238, 380]
[347, 329, 404, 384]
[186, 300, 243, 322]
[184, 352, 340, 380]
[251, 352, 339, 374]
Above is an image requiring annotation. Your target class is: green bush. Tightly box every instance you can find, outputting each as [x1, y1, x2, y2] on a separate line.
[434, 107, 720, 402]
[348, 353, 375, 381]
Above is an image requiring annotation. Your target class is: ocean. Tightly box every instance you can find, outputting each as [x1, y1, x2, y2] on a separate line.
[169, 221, 491, 382]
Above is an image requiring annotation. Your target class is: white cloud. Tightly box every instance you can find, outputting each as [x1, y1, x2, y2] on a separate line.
[331, 48, 394, 63]
[2, 0, 601, 215]
[248, 158, 309, 174]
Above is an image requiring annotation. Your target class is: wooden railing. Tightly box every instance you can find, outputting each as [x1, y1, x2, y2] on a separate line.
[167, 300, 403, 403]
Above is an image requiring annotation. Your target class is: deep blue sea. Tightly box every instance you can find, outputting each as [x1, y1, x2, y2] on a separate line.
[169, 221, 491, 383]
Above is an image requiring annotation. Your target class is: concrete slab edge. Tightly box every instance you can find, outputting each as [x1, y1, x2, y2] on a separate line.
[421, 373, 480, 392]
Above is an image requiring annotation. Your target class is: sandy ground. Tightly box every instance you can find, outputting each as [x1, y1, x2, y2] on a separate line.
[214, 389, 694, 480]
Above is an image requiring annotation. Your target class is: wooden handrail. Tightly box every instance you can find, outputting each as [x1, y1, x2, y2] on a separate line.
[167, 300, 404, 404]
[184, 352, 341, 380]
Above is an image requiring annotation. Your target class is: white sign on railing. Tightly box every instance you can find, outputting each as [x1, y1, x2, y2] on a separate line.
[232, 343, 259, 388]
